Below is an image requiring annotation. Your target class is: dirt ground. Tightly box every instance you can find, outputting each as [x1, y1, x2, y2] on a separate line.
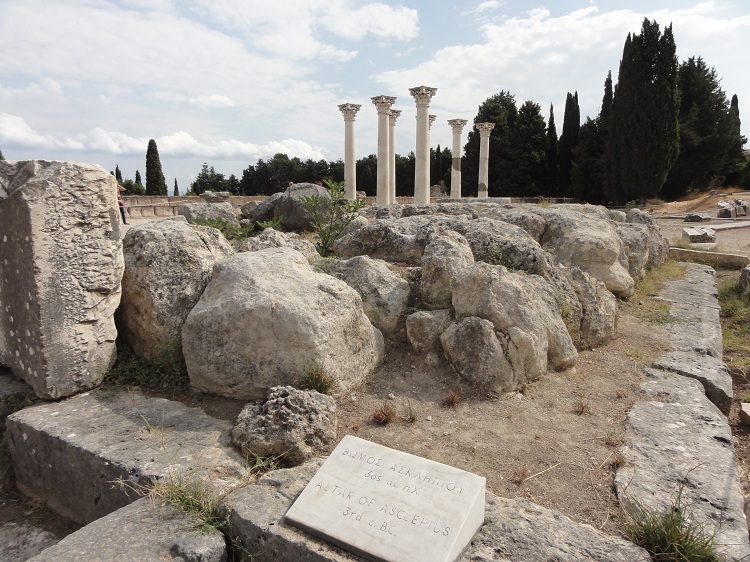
[2, 199, 750, 551]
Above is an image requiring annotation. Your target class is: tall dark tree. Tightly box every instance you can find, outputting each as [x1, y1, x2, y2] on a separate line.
[508, 100, 549, 196]
[173, 179, 179, 197]
[725, 94, 748, 186]
[463, 91, 518, 196]
[190, 163, 227, 194]
[135, 170, 143, 187]
[606, 18, 679, 204]
[395, 152, 416, 196]
[115, 165, 123, 183]
[0, 148, 4, 160]
[571, 72, 613, 203]
[145, 139, 167, 195]
[557, 92, 580, 197]
[546, 104, 558, 195]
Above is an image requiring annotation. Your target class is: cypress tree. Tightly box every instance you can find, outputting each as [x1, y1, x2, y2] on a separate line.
[0, 148, 5, 160]
[135, 170, 143, 186]
[557, 92, 580, 197]
[724, 94, 748, 185]
[115, 165, 123, 183]
[607, 19, 679, 204]
[547, 104, 558, 195]
[145, 139, 167, 195]
[173, 179, 179, 197]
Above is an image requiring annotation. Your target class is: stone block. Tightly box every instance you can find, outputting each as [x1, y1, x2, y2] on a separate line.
[28, 497, 227, 562]
[6, 389, 246, 524]
[682, 226, 716, 243]
[0, 160, 124, 399]
[718, 206, 737, 218]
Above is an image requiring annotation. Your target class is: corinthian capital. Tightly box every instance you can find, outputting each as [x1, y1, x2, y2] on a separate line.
[448, 119, 468, 133]
[476, 122, 496, 135]
[371, 95, 397, 113]
[338, 103, 362, 120]
[409, 86, 437, 106]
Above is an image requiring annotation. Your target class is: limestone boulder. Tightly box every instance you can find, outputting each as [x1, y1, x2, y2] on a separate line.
[119, 216, 234, 359]
[182, 248, 384, 399]
[250, 192, 283, 223]
[537, 207, 634, 297]
[240, 200, 259, 219]
[561, 266, 618, 349]
[322, 256, 410, 338]
[626, 208, 669, 269]
[232, 228, 319, 264]
[421, 230, 475, 309]
[440, 317, 517, 392]
[452, 263, 577, 384]
[614, 222, 650, 280]
[406, 309, 453, 354]
[232, 386, 337, 466]
[178, 201, 238, 225]
[0, 160, 123, 399]
[273, 182, 330, 231]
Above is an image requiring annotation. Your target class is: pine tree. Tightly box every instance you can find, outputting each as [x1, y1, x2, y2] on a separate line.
[173, 179, 179, 197]
[557, 92, 580, 197]
[145, 139, 167, 195]
[606, 19, 679, 204]
[115, 165, 123, 183]
[547, 104, 558, 195]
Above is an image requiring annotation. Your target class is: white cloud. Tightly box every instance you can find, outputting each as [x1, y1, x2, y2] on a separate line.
[188, 95, 235, 109]
[0, 115, 325, 162]
[0, 114, 84, 150]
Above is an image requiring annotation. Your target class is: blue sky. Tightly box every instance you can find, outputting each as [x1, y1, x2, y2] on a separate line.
[1, 0, 748, 193]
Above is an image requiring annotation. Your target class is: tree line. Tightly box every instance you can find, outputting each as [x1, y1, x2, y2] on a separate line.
[111, 18, 746, 204]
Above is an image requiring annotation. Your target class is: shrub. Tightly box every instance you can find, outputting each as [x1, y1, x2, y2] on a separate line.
[300, 178, 366, 256]
[372, 402, 396, 425]
[301, 365, 336, 394]
[105, 341, 189, 394]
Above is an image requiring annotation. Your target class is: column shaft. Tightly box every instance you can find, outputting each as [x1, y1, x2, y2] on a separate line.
[338, 103, 361, 200]
[477, 122, 495, 199]
[410, 86, 437, 205]
[448, 119, 468, 198]
[372, 96, 396, 207]
[389, 110, 401, 206]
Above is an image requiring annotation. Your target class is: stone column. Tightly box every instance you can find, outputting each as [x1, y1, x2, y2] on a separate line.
[372, 95, 397, 207]
[389, 109, 401, 206]
[338, 103, 362, 200]
[477, 122, 495, 199]
[448, 119, 468, 199]
[410, 86, 437, 205]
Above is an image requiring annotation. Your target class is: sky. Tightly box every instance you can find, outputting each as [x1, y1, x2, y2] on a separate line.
[1, 0, 748, 193]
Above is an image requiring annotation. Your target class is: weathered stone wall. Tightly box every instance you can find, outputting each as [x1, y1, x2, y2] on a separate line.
[0, 161, 123, 399]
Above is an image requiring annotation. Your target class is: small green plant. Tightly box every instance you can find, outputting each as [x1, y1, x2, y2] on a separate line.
[194, 217, 254, 240]
[301, 365, 336, 394]
[718, 278, 750, 368]
[105, 340, 189, 394]
[300, 178, 366, 256]
[479, 247, 516, 270]
[372, 402, 396, 425]
[246, 452, 281, 474]
[625, 485, 721, 561]
[256, 216, 282, 231]
[403, 401, 418, 423]
[149, 474, 227, 534]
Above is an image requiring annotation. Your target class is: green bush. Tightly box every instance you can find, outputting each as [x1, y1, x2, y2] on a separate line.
[300, 178, 366, 256]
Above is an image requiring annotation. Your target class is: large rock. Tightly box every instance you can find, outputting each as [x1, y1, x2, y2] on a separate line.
[119, 216, 234, 358]
[421, 230, 475, 309]
[323, 256, 411, 338]
[178, 201, 239, 225]
[452, 263, 577, 384]
[0, 160, 123, 399]
[406, 309, 453, 354]
[626, 208, 669, 269]
[440, 317, 517, 392]
[182, 248, 384, 399]
[220, 460, 649, 562]
[232, 227, 319, 263]
[614, 222, 650, 280]
[739, 265, 750, 292]
[273, 183, 330, 231]
[232, 386, 337, 466]
[29, 497, 227, 562]
[6, 389, 247, 525]
[561, 266, 618, 350]
[615, 370, 750, 561]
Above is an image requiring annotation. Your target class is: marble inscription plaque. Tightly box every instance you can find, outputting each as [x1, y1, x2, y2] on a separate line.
[285, 435, 485, 562]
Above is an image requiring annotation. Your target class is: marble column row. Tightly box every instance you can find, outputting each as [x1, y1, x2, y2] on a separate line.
[339, 89, 495, 203]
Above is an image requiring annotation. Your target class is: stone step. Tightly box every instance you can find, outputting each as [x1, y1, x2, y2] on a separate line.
[28, 496, 227, 562]
[6, 388, 247, 525]
[682, 226, 716, 242]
